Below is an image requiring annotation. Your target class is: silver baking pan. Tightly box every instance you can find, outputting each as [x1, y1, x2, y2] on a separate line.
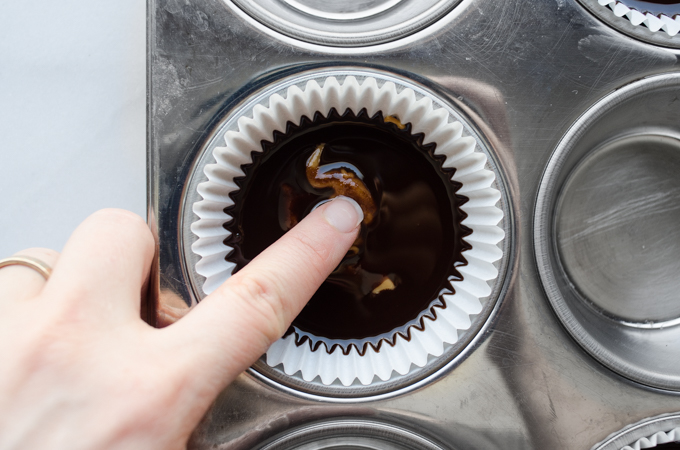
[147, 0, 680, 448]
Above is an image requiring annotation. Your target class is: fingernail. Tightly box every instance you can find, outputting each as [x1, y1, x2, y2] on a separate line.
[322, 196, 364, 233]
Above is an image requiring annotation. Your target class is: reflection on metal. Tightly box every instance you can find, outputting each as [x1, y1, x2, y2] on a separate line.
[257, 419, 446, 450]
[557, 134, 680, 326]
[148, 0, 680, 448]
[281, 0, 402, 21]
[535, 73, 680, 392]
[228, 0, 461, 47]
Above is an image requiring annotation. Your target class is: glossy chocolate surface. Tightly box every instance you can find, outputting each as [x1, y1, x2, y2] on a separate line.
[225, 109, 471, 345]
[654, 443, 680, 449]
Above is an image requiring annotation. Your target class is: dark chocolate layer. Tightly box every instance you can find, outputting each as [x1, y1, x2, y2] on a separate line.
[653, 442, 680, 449]
[224, 108, 472, 349]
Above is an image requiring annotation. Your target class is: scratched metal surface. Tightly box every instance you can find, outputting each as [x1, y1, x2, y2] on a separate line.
[147, 0, 680, 448]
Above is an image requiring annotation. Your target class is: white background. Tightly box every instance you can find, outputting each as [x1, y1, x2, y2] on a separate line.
[0, 0, 146, 256]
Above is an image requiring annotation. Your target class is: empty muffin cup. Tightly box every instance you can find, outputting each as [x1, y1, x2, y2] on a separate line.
[256, 419, 446, 450]
[228, 0, 463, 47]
[535, 73, 680, 391]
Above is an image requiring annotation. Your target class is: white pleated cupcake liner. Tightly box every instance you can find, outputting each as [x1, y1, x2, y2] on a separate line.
[190, 74, 504, 386]
[621, 427, 680, 450]
[598, 0, 680, 36]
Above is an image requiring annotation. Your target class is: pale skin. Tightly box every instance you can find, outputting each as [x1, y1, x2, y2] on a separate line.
[0, 197, 363, 450]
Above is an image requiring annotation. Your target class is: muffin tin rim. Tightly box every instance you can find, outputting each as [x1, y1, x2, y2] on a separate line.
[227, 0, 463, 48]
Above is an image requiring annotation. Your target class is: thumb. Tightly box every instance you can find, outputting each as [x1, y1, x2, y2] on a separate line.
[167, 196, 363, 384]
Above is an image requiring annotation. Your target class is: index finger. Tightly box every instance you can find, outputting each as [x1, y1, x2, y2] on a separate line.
[167, 196, 363, 384]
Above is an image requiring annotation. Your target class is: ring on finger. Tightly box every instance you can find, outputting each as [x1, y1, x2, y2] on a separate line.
[0, 256, 53, 280]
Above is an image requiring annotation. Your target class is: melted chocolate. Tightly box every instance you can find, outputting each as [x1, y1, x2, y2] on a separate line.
[224, 108, 472, 348]
[654, 443, 680, 450]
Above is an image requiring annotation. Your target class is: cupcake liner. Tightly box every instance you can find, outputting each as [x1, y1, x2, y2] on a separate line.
[597, 0, 680, 36]
[190, 74, 504, 387]
[592, 413, 680, 450]
[622, 427, 680, 450]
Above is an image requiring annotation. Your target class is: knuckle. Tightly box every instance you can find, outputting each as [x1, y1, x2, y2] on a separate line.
[227, 274, 288, 342]
[231, 274, 272, 302]
[93, 209, 150, 239]
[287, 233, 329, 280]
[18, 323, 79, 374]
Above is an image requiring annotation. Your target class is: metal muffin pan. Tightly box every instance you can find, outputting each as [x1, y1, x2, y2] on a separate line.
[148, 0, 680, 448]
[535, 73, 680, 392]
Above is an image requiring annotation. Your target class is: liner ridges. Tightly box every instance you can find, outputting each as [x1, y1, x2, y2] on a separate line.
[598, 0, 680, 36]
[621, 427, 680, 450]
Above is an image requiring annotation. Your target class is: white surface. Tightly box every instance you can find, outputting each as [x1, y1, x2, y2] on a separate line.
[0, 0, 146, 256]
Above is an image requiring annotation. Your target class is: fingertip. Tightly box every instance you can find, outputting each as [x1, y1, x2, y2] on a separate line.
[89, 208, 148, 231]
[321, 196, 364, 234]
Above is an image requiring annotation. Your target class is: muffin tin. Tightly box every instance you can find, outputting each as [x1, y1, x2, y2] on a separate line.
[148, 0, 680, 448]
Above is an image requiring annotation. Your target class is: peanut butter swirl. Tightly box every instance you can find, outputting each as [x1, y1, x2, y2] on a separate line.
[306, 144, 377, 225]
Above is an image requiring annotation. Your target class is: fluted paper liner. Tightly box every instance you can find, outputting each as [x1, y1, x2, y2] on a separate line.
[622, 427, 680, 450]
[191, 75, 504, 386]
[598, 0, 680, 37]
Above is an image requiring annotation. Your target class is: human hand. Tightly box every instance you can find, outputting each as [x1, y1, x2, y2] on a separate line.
[0, 197, 363, 450]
